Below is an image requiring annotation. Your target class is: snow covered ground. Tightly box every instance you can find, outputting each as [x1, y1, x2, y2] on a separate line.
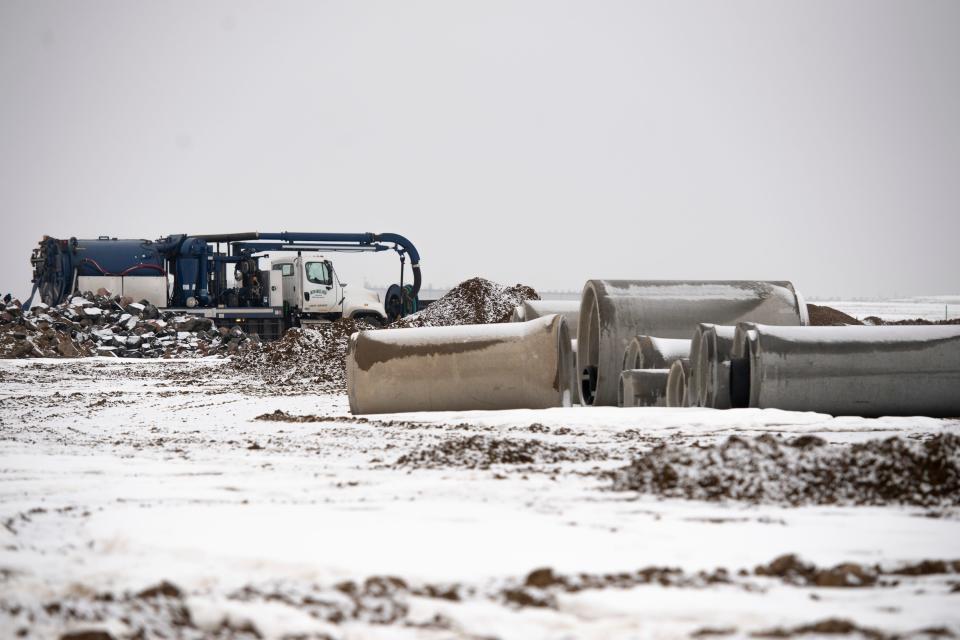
[1, 358, 958, 639]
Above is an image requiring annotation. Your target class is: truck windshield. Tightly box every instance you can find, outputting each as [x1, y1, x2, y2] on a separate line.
[305, 262, 331, 285]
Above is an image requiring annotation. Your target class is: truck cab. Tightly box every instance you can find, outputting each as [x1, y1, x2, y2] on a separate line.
[269, 254, 387, 326]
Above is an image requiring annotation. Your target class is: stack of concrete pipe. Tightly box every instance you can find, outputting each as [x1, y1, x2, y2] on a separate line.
[579, 280, 808, 406]
[670, 322, 960, 416]
[347, 314, 574, 414]
[345, 276, 959, 418]
[618, 336, 690, 407]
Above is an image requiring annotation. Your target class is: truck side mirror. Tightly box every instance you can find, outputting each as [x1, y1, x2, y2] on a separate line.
[340, 283, 348, 287]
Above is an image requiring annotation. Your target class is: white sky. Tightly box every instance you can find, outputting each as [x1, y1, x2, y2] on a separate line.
[1, 0, 958, 300]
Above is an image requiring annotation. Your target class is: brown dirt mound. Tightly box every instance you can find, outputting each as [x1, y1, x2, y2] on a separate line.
[806, 304, 863, 326]
[231, 319, 367, 391]
[865, 316, 960, 326]
[394, 435, 605, 469]
[395, 277, 539, 328]
[609, 433, 960, 506]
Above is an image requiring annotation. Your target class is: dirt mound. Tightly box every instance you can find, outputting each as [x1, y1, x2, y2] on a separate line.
[0, 291, 257, 359]
[394, 435, 604, 469]
[864, 316, 960, 326]
[233, 278, 540, 391]
[753, 554, 960, 588]
[807, 303, 960, 326]
[395, 277, 539, 328]
[609, 433, 960, 506]
[231, 320, 366, 391]
[806, 304, 863, 326]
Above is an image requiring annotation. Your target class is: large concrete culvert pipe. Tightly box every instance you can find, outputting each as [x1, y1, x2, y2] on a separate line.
[618, 369, 670, 407]
[513, 300, 582, 404]
[577, 281, 807, 406]
[729, 324, 960, 417]
[347, 314, 574, 414]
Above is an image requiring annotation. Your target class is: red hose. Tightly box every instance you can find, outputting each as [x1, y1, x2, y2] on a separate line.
[79, 259, 167, 277]
[121, 263, 167, 276]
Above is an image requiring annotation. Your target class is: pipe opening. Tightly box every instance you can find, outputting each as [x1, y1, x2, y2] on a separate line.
[729, 357, 750, 408]
[581, 366, 598, 405]
[577, 286, 601, 405]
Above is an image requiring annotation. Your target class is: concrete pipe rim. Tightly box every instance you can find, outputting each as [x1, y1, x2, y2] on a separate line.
[577, 284, 601, 406]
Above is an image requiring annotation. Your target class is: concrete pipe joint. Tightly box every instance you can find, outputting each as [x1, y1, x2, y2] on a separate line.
[691, 324, 737, 409]
[729, 324, 960, 418]
[577, 280, 807, 406]
[666, 358, 692, 408]
[347, 314, 574, 414]
[619, 369, 670, 407]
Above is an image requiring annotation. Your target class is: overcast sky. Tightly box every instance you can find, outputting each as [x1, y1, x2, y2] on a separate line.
[1, 0, 957, 300]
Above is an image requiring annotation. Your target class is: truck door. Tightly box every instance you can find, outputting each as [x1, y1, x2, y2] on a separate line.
[302, 260, 337, 313]
[279, 262, 296, 305]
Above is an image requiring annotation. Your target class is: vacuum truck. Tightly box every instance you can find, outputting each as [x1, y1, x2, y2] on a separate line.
[28, 232, 423, 339]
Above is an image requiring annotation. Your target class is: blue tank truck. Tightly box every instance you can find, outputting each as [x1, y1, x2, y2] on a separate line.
[27, 232, 424, 340]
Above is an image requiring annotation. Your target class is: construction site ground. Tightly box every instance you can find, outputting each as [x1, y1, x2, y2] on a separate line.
[1, 353, 958, 640]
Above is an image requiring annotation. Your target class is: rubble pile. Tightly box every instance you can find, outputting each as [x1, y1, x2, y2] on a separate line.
[0, 291, 258, 359]
[610, 433, 960, 507]
[231, 320, 367, 391]
[234, 278, 542, 391]
[395, 277, 539, 328]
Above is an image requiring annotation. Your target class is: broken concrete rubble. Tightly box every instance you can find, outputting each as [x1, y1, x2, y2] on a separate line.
[0, 290, 256, 359]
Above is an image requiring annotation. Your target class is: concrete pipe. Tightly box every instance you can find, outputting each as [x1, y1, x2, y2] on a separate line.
[730, 324, 960, 417]
[519, 300, 581, 337]
[347, 314, 574, 414]
[693, 325, 738, 409]
[618, 369, 671, 407]
[514, 301, 582, 403]
[666, 358, 692, 408]
[687, 326, 706, 407]
[729, 323, 759, 409]
[623, 335, 691, 371]
[577, 280, 807, 406]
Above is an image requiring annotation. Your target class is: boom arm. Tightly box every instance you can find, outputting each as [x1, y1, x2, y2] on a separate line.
[220, 232, 422, 298]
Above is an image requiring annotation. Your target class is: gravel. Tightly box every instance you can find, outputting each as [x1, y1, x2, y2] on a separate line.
[394, 277, 539, 328]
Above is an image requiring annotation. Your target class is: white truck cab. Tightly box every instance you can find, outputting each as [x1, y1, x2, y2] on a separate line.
[269, 254, 387, 326]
